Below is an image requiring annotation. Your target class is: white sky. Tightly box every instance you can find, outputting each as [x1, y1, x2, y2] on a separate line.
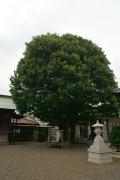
[0, 0, 120, 95]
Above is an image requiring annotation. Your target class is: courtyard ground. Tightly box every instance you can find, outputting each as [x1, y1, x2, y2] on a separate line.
[0, 143, 120, 180]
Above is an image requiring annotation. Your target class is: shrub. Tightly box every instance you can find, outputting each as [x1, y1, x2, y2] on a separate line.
[109, 125, 120, 151]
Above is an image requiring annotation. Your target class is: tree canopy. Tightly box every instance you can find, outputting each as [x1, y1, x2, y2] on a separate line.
[10, 33, 119, 127]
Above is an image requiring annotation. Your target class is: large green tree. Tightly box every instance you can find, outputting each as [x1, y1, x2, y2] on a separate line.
[10, 33, 119, 129]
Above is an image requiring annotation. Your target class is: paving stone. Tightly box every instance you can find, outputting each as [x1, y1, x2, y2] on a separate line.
[0, 143, 120, 180]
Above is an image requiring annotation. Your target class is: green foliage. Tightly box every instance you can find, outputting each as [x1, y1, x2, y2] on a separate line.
[109, 126, 120, 151]
[10, 33, 119, 127]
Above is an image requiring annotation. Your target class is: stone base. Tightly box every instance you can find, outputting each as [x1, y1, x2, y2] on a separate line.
[88, 152, 113, 164]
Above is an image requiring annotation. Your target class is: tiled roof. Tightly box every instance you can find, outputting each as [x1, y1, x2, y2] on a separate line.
[113, 88, 120, 94]
[17, 118, 39, 125]
[11, 116, 48, 127]
[103, 117, 120, 123]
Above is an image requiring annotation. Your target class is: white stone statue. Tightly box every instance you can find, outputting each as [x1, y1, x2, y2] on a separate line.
[88, 120, 113, 163]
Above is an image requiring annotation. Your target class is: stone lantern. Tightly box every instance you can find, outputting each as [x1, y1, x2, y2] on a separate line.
[88, 120, 113, 163]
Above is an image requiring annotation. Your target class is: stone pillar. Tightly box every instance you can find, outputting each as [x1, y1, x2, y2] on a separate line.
[75, 124, 80, 140]
[103, 121, 108, 142]
[88, 124, 91, 138]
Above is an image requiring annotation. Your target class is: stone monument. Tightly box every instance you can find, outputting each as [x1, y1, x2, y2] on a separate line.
[88, 120, 113, 163]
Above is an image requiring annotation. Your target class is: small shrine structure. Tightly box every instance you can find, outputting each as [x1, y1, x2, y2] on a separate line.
[48, 127, 63, 148]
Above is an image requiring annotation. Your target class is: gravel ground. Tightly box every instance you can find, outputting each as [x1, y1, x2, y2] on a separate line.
[0, 143, 120, 180]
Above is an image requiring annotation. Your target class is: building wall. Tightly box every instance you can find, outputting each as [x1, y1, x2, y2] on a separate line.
[0, 95, 16, 109]
[0, 109, 14, 143]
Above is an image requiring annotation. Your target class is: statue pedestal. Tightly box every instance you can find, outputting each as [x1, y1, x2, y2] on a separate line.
[88, 135, 113, 163]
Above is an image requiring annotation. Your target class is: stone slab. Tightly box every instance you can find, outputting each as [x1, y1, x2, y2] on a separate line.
[88, 151, 113, 163]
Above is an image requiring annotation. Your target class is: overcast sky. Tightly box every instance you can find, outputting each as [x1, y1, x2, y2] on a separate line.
[0, 0, 120, 95]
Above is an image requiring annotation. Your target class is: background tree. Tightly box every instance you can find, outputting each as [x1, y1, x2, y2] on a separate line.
[109, 126, 120, 151]
[10, 33, 119, 140]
